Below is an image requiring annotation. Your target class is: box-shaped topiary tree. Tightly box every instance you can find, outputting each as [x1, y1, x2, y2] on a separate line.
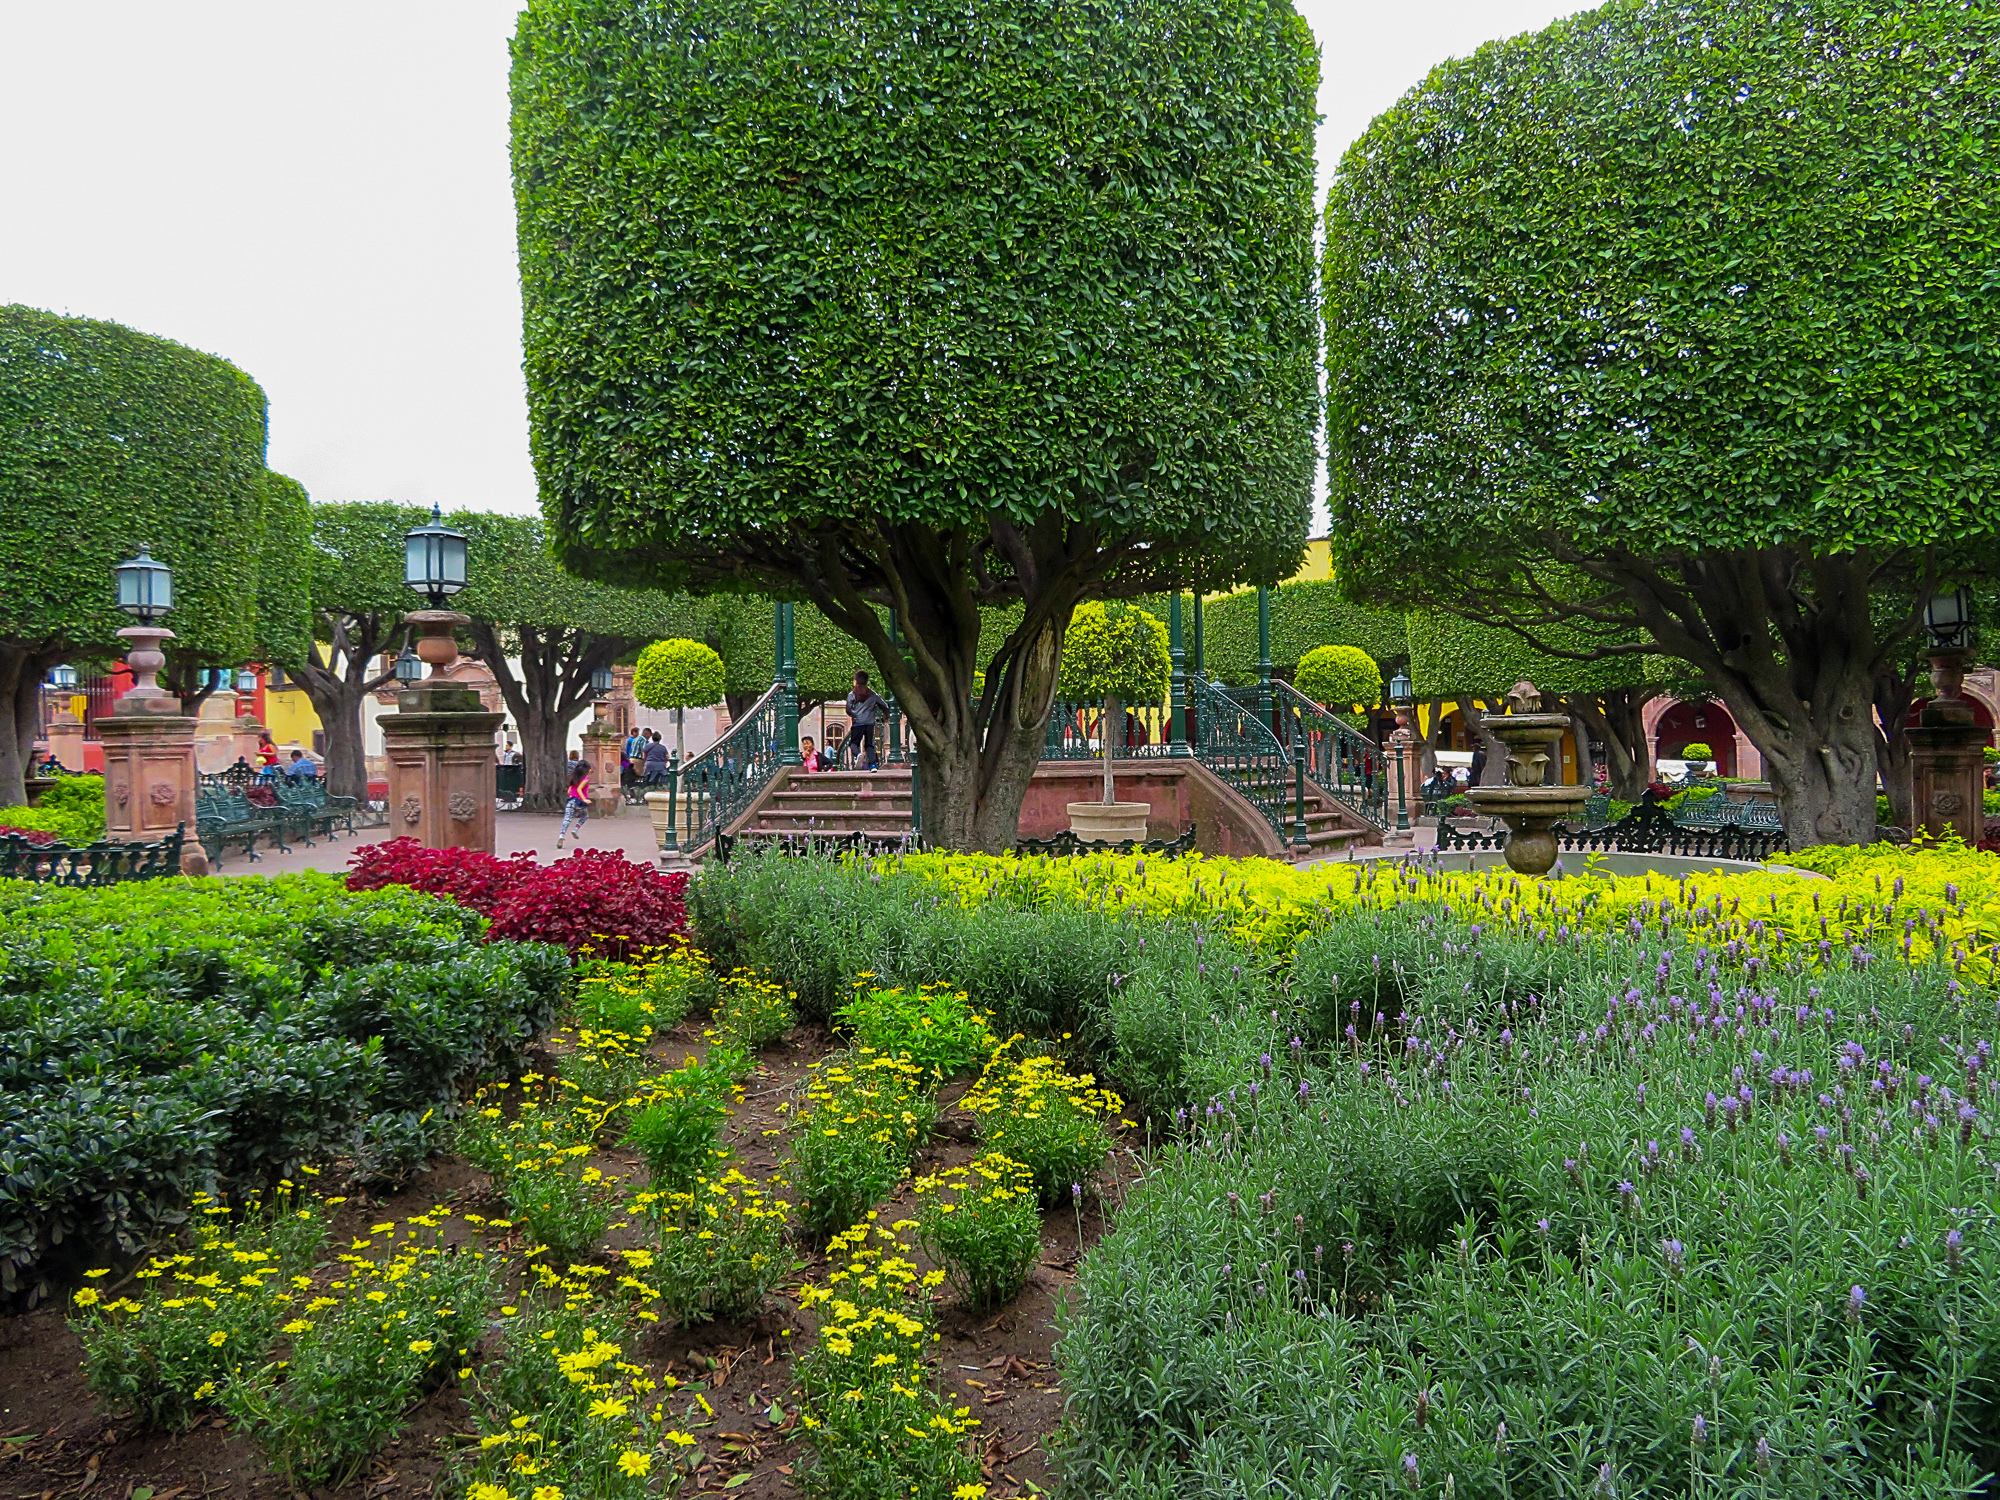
[1058, 603, 1169, 841]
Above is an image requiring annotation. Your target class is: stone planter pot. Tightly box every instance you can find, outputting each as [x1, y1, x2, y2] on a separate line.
[1067, 800, 1151, 845]
[645, 791, 674, 845]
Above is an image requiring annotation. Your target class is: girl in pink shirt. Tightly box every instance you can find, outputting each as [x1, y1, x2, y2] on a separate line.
[557, 756, 591, 848]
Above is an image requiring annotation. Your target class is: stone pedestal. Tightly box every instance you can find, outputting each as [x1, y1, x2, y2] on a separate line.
[379, 679, 507, 854]
[194, 689, 241, 773]
[582, 715, 623, 818]
[1907, 723, 1987, 844]
[44, 707, 87, 776]
[99, 713, 207, 875]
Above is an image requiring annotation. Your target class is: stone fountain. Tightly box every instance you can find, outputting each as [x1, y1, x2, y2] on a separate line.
[1464, 683, 1590, 876]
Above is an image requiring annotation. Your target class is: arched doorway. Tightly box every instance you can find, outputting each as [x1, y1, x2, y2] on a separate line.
[1654, 700, 1737, 776]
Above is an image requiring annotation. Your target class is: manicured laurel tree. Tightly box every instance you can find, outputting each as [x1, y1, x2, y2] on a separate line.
[1293, 645, 1380, 714]
[0, 306, 272, 807]
[1200, 580, 1408, 685]
[511, 0, 1318, 851]
[632, 638, 728, 713]
[1060, 602, 1171, 804]
[1324, 0, 2000, 847]
[1679, 741, 1713, 763]
[453, 511, 693, 811]
[279, 500, 429, 804]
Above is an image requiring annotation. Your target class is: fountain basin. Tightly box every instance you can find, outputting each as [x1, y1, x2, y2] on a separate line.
[1463, 785, 1590, 875]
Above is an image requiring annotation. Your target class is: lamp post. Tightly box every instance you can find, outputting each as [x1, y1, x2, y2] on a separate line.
[98, 548, 206, 871]
[377, 507, 504, 853]
[1385, 668, 1416, 843]
[1906, 587, 1985, 844]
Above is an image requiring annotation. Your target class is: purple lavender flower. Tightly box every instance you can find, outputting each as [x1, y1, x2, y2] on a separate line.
[1753, 1436, 1772, 1473]
[1662, 1238, 1685, 1274]
[1402, 1453, 1419, 1489]
[1948, 1229, 1965, 1271]
[1846, 1285, 1866, 1323]
[1691, 1413, 1707, 1447]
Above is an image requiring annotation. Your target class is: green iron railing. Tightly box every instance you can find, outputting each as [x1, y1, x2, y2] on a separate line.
[1043, 698, 1174, 762]
[1268, 679, 1389, 831]
[654, 679, 788, 857]
[0, 824, 188, 885]
[1187, 675, 1294, 842]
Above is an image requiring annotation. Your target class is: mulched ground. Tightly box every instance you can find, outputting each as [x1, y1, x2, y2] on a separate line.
[0, 1017, 1143, 1500]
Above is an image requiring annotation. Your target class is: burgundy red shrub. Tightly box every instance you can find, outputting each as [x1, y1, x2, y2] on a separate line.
[346, 839, 687, 957]
[0, 826, 57, 846]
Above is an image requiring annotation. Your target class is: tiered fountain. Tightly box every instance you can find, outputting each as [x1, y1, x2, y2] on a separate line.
[1463, 684, 1589, 876]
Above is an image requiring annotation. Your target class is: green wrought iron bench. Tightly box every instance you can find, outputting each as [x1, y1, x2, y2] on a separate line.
[196, 786, 289, 866]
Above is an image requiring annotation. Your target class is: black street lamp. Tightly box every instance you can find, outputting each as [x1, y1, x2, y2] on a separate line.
[1389, 669, 1414, 709]
[393, 645, 424, 685]
[114, 546, 173, 622]
[591, 665, 616, 698]
[1924, 588, 1974, 652]
[403, 505, 469, 608]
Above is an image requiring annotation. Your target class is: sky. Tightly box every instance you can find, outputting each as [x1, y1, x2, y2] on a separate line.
[0, 1, 1583, 521]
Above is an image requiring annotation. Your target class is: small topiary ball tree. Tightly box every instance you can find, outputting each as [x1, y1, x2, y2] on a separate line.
[1295, 645, 1381, 720]
[634, 638, 727, 762]
[1679, 741, 1713, 765]
[1058, 603, 1170, 805]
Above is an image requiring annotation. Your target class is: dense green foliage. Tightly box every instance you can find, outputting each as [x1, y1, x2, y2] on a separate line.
[0, 305, 273, 665]
[513, 0, 1318, 596]
[1407, 613, 1656, 699]
[632, 638, 727, 712]
[1199, 581, 1407, 683]
[695, 852, 2000, 1496]
[1058, 603, 1171, 707]
[0, 875, 567, 1297]
[0, 774, 106, 844]
[250, 473, 313, 673]
[1293, 644, 1380, 710]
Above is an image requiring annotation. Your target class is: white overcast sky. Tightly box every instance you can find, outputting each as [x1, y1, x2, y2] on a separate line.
[1, 1, 1583, 520]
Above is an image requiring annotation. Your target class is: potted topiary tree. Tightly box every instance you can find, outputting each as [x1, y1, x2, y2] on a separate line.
[1678, 741, 1714, 774]
[633, 638, 727, 855]
[1294, 644, 1381, 727]
[1058, 602, 1170, 844]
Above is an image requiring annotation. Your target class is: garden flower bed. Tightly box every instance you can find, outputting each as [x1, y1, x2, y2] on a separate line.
[2, 843, 1996, 1497]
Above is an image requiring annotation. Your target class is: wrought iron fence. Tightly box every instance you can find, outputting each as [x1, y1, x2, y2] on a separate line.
[1042, 698, 1173, 761]
[1187, 675, 1293, 843]
[653, 680, 788, 856]
[0, 825, 188, 885]
[1436, 800, 1788, 862]
[1269, 680, 1388, 830]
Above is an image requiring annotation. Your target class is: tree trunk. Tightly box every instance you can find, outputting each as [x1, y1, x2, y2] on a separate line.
[1569, 689, 1653, 802]
[1455, 696, 1510, 786]
[800, 520, 1077, 853]
[467, 623, 625, 814]
[293, 673, 378, 805]
[0, 647, 37, 810]
[1101, 695, 1118, 803]
[1418, 699, 1442, 778]
[1873, 658, 1922, 833]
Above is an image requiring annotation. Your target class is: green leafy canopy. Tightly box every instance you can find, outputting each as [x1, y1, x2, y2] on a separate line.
[633, 638, 727, 711]
[1294, 645, 1380, 711]
[1059, 602, 1171, 706]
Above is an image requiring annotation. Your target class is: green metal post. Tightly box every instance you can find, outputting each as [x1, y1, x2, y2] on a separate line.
[1394, 739, 1411, 834]
[1168, 592, 1189, 757]
[662, 750, 682, 857]
[1192, 592, 1206, 679]
[1256, 585, 1273, 731]
[778, 601, 801, 765]
[1291, 729, 1311, 851]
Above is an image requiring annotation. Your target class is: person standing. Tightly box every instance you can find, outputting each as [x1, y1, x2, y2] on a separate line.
[556, 755, 591, 848]
[622, 726, 644, 786]
[843, 671, 886, 771]
[642, 730, 670, 783]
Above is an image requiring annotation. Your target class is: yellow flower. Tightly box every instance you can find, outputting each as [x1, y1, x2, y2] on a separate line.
[72, 1287, 101, 1308]
[531, 1489, 563, 1500]
[282, 1319, 313, 1335]
[468, 1486, 509, 1500]
[408, 1339, 435, 1355]
[954, 1487, 989, 1500]
[664, 1430, 696, 1447]
[207, 1330, 229, 1346]
[588, 1397, 630, 1420]
[617, 1450, 652, 1476]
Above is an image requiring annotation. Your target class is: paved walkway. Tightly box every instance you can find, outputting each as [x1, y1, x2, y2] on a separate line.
[211, 805, 665, 878]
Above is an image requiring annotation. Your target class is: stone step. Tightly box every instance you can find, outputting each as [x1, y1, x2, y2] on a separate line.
[748, 808, 915, 835]
[768, 789, 914, 814]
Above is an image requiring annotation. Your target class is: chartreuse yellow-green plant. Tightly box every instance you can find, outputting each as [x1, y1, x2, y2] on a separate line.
[914, 1153, 1041, 1310]
[618, 1169, 795, 1325]
[461, 1278, 700, 1500]
[72, 1189, 331, 1430]
[963, 1043, 1121, 1208]
[796, 1217, 985, 1500]
[787, 1049, 937, 1241]
[834, 983, 997, 1078]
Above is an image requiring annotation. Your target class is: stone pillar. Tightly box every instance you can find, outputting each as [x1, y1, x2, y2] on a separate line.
[378, 610, 507, 854]
[582, 713, 623, 818]
[1907, 649, 1987, 844]
[99, 623, 207, 875]
[44, 706, 86, 775]
[194, 688, 241, 773]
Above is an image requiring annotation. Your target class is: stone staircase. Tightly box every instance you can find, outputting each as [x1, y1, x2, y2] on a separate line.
[738, 768, 914, 843]
[1291, 782, 1378, 859]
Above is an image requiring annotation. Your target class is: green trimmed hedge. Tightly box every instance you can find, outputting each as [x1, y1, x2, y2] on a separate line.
[1, 306, 275, 669]
[1407, 612, 1658, 699]
[1198, 581, 1407, 684]
[0, 874, 568, 1299]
